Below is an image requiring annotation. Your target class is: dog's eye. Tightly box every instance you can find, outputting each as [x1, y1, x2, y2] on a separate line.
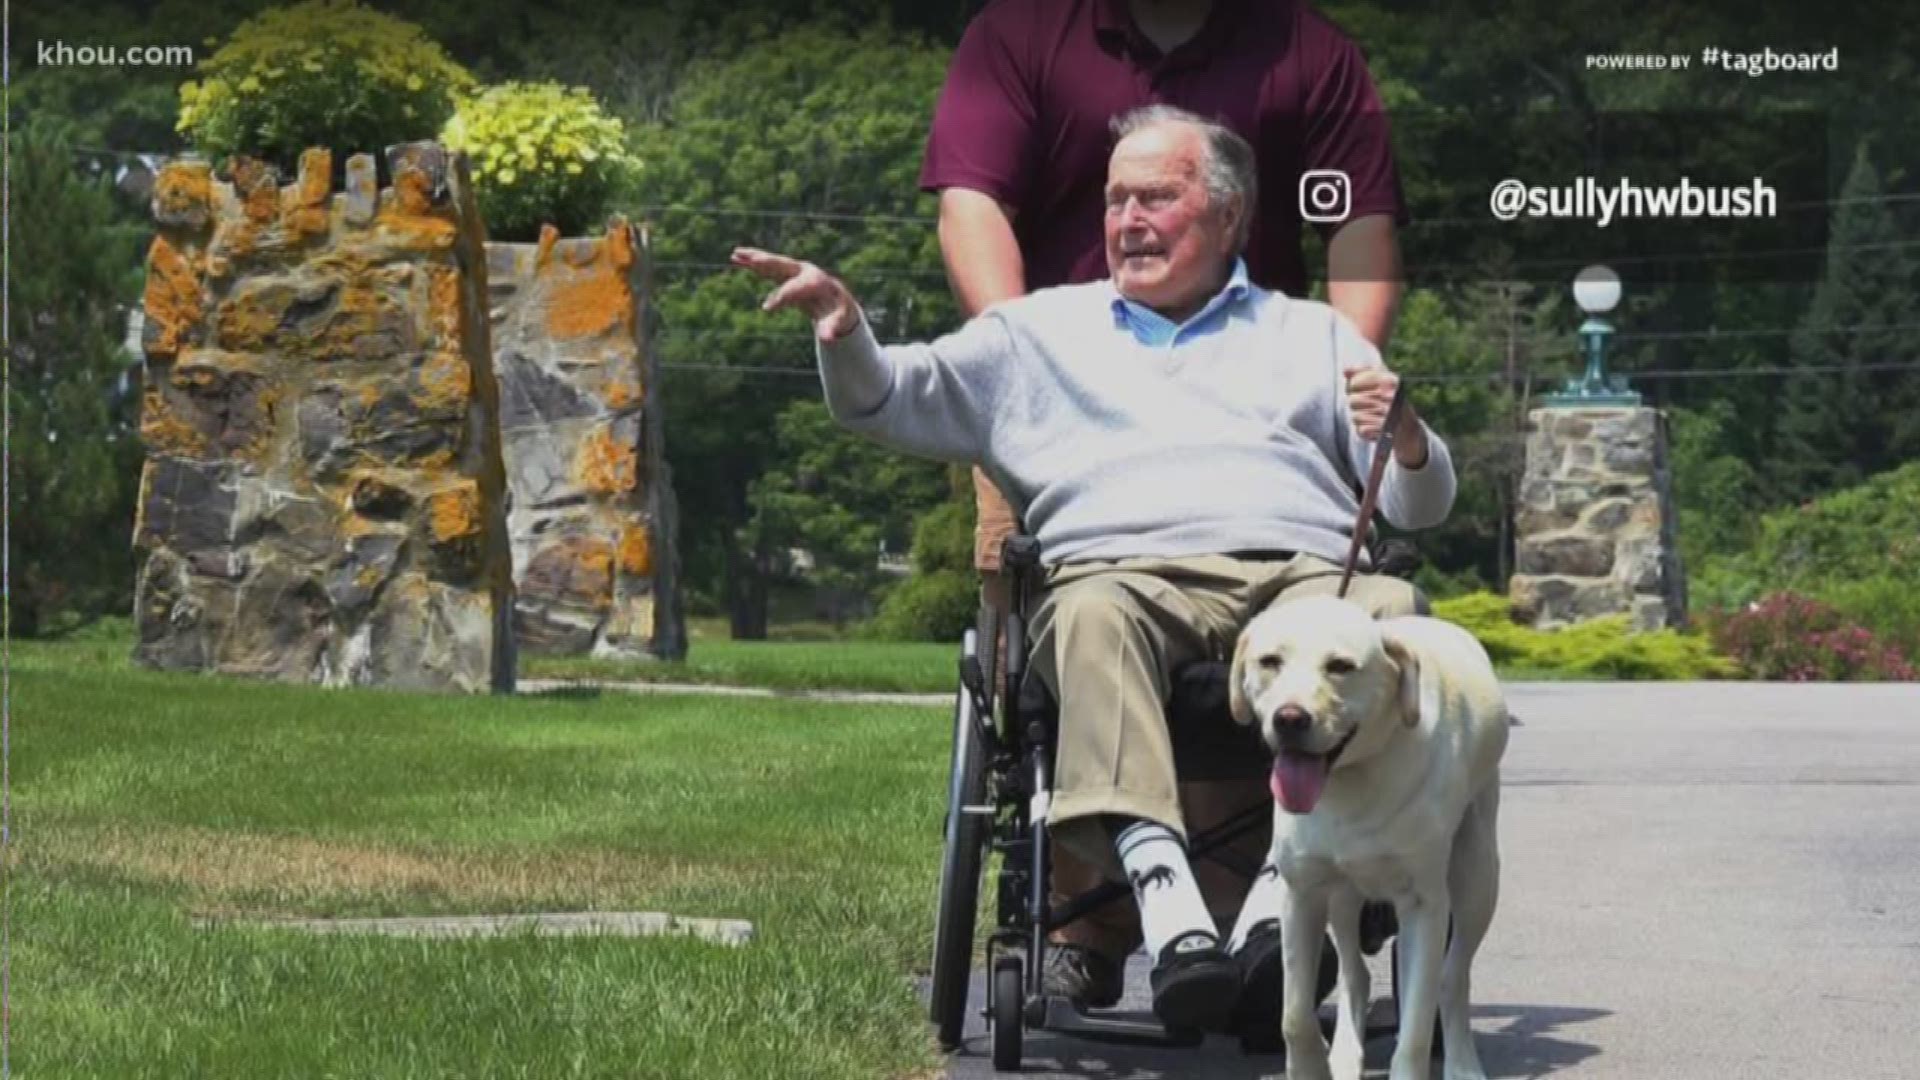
[1325, 657, 1357, 675]
[1258, 655, 1282, 672]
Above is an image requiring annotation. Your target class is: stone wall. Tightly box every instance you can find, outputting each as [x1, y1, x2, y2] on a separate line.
[1509, 407, 1688, 631]
[133, 142, 515, 692]
[487, 221, 685, 659]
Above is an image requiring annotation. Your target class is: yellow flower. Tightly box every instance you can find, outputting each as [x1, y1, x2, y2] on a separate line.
[498, 169, 517, 185]
[564, 161, 583, 175]
[238, 75, 261, 93]
[406, 74, 424, 91]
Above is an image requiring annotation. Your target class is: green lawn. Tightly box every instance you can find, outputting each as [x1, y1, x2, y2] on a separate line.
[11, 630, 955, 1080]
[524, 616, 1595, 690]
[523, 618, 957, 693]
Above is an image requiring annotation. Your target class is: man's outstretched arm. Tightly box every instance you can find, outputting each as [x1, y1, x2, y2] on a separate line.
[733, 245, 1009, 462]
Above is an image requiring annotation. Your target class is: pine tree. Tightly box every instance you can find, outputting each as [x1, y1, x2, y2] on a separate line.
[6, 118, 146, 636]
[1770, 143, 1919, 502]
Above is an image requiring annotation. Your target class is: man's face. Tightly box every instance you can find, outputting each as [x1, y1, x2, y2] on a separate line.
[1103, 124, 1238, 318]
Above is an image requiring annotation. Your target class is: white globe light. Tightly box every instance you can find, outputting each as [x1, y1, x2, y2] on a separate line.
[1573, 264, 1622, 314]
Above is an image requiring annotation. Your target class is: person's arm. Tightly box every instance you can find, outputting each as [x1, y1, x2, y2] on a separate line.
[1326, 212, 1403, 351]
[1300, 22, 1408, 350]
[937, 187, 1026, 316]
[732, 245, 1010, 463]
[1331, 313, 1454, 530]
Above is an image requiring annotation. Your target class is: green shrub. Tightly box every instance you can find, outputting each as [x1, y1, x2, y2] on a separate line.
[861, 569, 977, 643]
[176, 0, 474, 174]
[1692, 463, 1920, 661]
[440, 82, 641, 241]
[1433, 592, 1739, 680]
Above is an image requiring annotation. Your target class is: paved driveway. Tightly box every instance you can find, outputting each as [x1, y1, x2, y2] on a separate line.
[937, 682, 1920, 1079]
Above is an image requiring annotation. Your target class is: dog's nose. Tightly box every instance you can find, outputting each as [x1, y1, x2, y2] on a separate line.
[1274, 704, 1312, 733]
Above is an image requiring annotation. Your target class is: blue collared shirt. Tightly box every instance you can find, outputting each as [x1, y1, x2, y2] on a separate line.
[1109, 258, 1252, 347]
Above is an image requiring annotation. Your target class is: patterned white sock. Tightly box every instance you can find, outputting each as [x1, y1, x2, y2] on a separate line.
[1114, 819, 1217, 958]
[1227, 856, 1286, 954]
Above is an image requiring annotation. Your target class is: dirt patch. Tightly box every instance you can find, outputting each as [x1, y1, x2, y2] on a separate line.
[39, 823, 758, 917]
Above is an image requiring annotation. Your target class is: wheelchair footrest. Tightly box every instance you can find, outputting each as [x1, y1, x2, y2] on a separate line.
[1034, 996, 1206, 1048]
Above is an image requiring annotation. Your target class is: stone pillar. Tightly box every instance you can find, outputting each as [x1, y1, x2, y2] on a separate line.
[1509, 407, 1688, 631]
[132, 142, 516, 692]
[485, 220, 685, 660]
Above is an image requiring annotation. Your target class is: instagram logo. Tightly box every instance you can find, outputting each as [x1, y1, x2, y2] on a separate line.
[1298, 169, 1352, 223]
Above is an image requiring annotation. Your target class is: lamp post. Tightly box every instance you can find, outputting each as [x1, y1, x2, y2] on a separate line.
[1542, 264, 1641, 407]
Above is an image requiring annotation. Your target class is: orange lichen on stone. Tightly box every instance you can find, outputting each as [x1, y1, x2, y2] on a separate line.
[616, 525, 652, 576]
[426, 481, 483, 543]
[414, 349, 472, 412]
[373, 168, 456, 250]
[212, 291, 284, 353]
[153, 162, 212, 223]
[602, 371, 642, 410]
[578, 538, 616, 583]
[576, 427, 638, 494]
[294, 149, 332, 205]
[286, 207, 330, 238]
[280, 149, 334, 240]
[143, 236, 204, 358]
[605, 220, 634, 270]
[139, 383, 207, 455]
[546, 266, 631, 341]
[230, 157, 280, 225]
[393, 165, 434, 215]
[426, 264, 462, 345]
[535, 223, 559, 270]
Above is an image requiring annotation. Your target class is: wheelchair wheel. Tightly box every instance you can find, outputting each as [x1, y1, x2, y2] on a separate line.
[990, 955, 1025, 1072]
[929, 672, 990, 1050]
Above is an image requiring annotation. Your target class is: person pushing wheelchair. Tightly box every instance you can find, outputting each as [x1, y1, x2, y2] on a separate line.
[734, 105, 1455, 1034]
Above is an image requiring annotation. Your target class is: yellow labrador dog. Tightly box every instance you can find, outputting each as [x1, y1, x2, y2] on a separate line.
[1229, 594, 1508, 1080]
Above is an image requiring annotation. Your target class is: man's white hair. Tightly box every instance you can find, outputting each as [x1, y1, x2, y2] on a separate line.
[1109, 104, 1258, 252]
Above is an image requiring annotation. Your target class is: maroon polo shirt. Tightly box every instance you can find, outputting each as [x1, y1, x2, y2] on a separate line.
[920, 0, 1405, 296]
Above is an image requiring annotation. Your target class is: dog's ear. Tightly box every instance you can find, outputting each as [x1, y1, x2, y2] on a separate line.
[1381, 630, 1421, 728]
[1228, 627, 1256, 727]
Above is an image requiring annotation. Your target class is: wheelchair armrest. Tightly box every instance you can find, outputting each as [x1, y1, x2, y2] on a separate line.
[1372, 537, 1423, 579]
[1000, 534, 1043, 574]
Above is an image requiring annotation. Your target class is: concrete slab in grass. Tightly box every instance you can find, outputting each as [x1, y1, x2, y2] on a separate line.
[197, 911, 754, 946]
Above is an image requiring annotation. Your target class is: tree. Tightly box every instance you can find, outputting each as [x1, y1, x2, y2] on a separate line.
[625, 20, 958, 637]
[7, 118, 147, 636]
[745, 400, 947, 627]
[1769, 142, 1919, 503]
[864, 465, 978, 642]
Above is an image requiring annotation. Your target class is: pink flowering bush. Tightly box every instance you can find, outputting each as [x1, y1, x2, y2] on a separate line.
[1705, 592, 1918, 681]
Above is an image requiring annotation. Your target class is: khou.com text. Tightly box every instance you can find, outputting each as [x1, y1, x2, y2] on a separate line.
[35, 40, 195, 67]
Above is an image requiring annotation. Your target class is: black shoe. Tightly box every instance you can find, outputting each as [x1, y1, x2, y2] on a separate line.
[1149, 931, 1241, 1031]
[1040, 942, 1124, 1010]
[1230, 920, 1341, 1051]
[1359, 900, 1397, 956]
[1229, 920, 1287, 1050]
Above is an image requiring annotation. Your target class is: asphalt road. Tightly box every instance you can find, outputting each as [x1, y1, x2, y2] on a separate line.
[934, 681, 1920, 1079]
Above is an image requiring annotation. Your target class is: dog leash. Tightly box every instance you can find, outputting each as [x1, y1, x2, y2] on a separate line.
[1336, 379, 1411, 600]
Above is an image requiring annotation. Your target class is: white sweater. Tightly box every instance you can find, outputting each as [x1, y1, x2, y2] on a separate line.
[814, 279, 1455, 567]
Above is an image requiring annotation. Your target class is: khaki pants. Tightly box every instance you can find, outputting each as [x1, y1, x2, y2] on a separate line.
[973, 469, 1422, 957]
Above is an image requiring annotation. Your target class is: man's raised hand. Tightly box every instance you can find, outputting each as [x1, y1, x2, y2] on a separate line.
[731, 247, 863, 342]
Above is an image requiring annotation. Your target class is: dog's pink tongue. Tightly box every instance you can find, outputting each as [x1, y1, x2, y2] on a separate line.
[1272, 752, 1328, 815]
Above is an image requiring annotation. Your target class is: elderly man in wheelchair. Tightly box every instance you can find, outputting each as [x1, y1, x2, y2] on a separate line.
[735, 103, 1455, 1059]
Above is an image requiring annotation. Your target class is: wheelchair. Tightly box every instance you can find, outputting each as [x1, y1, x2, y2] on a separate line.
[928, 532, 1430, 1071]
